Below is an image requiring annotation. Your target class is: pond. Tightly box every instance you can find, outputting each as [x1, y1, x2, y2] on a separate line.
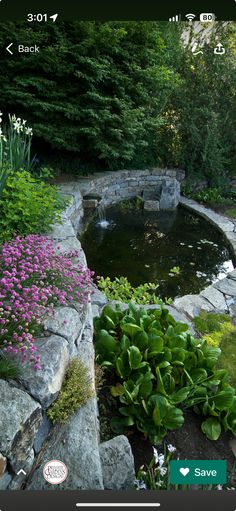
[81, 205, 234, 299]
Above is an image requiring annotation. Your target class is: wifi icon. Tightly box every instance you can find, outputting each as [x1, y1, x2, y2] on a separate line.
[185, 13, 196, 21]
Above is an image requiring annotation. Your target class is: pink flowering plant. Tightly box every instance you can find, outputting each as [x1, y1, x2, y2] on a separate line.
[0, 234, 94, 370]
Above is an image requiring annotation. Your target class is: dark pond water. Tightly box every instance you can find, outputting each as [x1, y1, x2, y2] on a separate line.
[81, 205, 234, 299]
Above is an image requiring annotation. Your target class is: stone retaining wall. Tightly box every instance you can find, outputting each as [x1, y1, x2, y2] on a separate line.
[0, 186, 135, 491]
[75, 168, 185, 213]
[2, 175, 236, 491]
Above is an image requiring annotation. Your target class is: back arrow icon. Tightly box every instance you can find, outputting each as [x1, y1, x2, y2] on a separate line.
[6, 43, 13, 55]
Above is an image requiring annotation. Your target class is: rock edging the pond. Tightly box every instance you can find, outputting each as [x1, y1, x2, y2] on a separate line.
[174, 197, 236, 320]
[0, 187, 135, 490]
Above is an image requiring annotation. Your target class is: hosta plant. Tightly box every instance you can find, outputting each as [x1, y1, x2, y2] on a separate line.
[94, 303, 236, 443]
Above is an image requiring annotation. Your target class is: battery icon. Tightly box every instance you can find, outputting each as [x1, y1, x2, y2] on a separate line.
[200, 13, 216, 22]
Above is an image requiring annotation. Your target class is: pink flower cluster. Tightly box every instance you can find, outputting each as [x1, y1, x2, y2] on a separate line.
[0, 234, 94, 369]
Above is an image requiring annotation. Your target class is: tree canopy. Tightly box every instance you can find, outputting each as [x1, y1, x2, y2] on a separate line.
[0, 21, 235, 183]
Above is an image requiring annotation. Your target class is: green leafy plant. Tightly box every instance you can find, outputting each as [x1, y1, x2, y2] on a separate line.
[169, 266, 181, 276]
[47, 359, 94, 424]
[193, 311, 236, 386]
[0, 354, 21, 380]
[33, 166, 55, 181]
[135, 444, 176, 490]
[94, 303, 236, 443]
[0, 165, 10, 199]
[98, 276, 162, 305]
[193, 312, 235, 347]
[193, 188, 225, 205]
[225, 208, 236, 219]
[0, 170, 68, 241]
[116, 197, 144, 212]
[0, 112, 35, 172]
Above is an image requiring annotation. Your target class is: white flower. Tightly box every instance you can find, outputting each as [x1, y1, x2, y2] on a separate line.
[153, 447, 165, 467]
[159, 467, 167, 476]
[167, 444, 176, 453]
[25, 127, 33, 136]
[134, 479, 147, 490]
[153, 447, 159, 464]
[0, 128, 7, 142]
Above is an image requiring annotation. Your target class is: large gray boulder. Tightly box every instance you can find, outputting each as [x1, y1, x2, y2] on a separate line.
[91, 287, 107, 307]
[200, 285, 228, 311]
[99, 435, 135, 490]
[8, 449, 35, 490]
[214, 277, 236, 296]
[173, 294, 214, 318]
[20, 335, 69, 408]
[44, 307, 83, 355]
[0, 471, 12, 490]
[160, 178, 180, 210]
[0, 380, 42, 472]
[26, 398, 103, 490]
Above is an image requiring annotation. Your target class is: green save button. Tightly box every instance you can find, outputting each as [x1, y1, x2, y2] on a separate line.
[170, 460, 227, 485]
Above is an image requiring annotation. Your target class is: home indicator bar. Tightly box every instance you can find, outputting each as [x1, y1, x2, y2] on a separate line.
[76, 504, 161, 508]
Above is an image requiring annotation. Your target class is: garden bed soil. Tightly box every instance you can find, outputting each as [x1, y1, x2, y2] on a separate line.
[130, 410, 235, 473]
[99, 387, 235, 481]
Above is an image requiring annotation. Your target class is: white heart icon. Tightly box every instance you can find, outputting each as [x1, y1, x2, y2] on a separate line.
[180, 467, 190, 477]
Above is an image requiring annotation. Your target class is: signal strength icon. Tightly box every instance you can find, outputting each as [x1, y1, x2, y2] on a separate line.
[169, 14, 181, 22]
[185, 13, 196, 21]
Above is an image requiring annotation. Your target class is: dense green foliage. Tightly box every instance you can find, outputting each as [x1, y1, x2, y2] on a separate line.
[0, 170, 68, 241]
[95, 303, 236, 443]
[0, 354, 21, 380]
[193, 312, 235, 347]
[0, 21, 234, 182]
[47, 359, 94, 424]
[98, 276, 162, 305]
[193, 311, 236, 386]
[0, 22, 181, 171]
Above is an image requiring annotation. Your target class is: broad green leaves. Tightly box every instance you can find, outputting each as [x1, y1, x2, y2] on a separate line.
[201, 418, 221, 441]
[94, 302, 236, 443]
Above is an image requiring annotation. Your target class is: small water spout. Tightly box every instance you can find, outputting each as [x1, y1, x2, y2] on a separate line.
[97, 203, 110, 228]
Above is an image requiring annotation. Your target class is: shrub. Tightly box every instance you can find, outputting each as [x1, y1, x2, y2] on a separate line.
[97, 276, 162, 305]
[193, 312, 235, 347]
[47, 359, 94, 424]
[0, 170, 68, 242]
[0, 235, 94, 369]
[94, 303, 236, 443]
[193, 188, 225, 205]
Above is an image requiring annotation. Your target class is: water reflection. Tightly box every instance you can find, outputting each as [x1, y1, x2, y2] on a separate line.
[81, 206, 234, 299]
